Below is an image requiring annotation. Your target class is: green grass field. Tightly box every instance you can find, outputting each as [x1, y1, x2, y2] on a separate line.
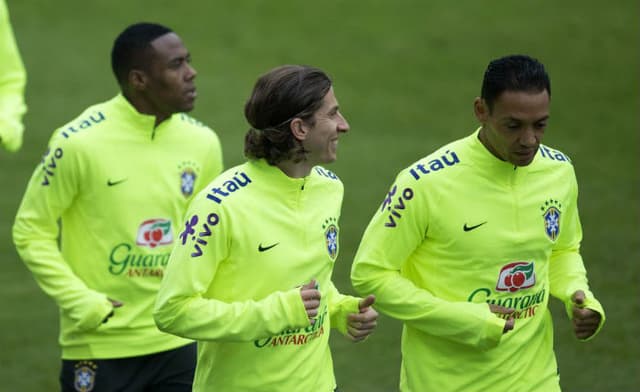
[1, 0, 638, 390]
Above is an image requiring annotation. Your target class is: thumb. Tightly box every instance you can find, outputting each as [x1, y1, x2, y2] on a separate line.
[503, 317, 515, 333]
[489, 303, 514, 316]
[359, 294, 375, 310]
[108, 298, 124, 308]
[301, 279, 317, 291]
[572, 290, 585, 307]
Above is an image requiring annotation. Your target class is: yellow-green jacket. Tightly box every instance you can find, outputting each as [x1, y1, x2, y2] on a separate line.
[13, 94, 223, 359]
[155, 159, 360, 391]
[352, 130, 605, 392]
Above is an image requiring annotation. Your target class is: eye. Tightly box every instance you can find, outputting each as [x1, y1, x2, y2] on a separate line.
[506, 123, 520, 130]
[328, 107, 341, 118]
[534, 121, 547, 129]
[169, 57, 189, 69]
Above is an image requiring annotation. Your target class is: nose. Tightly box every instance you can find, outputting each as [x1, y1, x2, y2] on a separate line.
[337, 112, 349, 133]
[519, 127, 538, 147]
[185, 63, 197, 80]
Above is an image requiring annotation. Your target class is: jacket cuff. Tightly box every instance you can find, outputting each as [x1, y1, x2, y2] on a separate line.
[477, 310, 506, 351]
[73, 293, 113, 332]
[564, 295, 605, 341]
[281, 287, 315, 329]
[329, 296, 360, 335]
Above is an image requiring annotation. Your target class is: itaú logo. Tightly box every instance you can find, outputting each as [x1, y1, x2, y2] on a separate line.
[136, 219, 173, 248]
[495, 261, 535, 292]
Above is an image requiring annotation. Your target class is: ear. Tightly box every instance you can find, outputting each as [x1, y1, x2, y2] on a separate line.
[290, 118, 309, 142]
[128, 69, 147, 92]
[473, 97, 489, 123]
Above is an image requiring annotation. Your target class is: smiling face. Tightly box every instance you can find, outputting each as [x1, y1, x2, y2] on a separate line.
[140, 32, 197, 119]
[475, 89, 550, 166]
[300, 87, 350, 165]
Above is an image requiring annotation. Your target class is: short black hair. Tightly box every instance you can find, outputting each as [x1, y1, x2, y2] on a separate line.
[481, 55, 551, 112]
[111, 22, 173, 87]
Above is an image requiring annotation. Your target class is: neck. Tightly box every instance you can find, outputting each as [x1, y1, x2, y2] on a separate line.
[477, 126, 501, 160]
[275, 159, 313, 178]
[122, 92, 170, 127]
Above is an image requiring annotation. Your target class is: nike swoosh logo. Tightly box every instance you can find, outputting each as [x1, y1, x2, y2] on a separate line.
[107, 178, 128, 187]
[258, 243, 279, 252]
[463, 221, 487, 232]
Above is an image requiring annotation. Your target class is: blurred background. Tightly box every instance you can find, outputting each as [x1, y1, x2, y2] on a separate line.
[1, 0, 638, 390]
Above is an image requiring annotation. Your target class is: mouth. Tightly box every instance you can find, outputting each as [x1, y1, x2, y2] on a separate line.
[185, 87, 197, 100]
[516, 147, 538, 155]
[513, 149, 536, 163]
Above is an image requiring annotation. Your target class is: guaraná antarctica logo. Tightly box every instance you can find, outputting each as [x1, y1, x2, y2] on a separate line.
[254, 305, 327, 348]
[108, 219, 173, 277]
[468, 260, 545, 321]
[541, 199, 562, 241]
[136, 219, 173, 248]
[495, 261, 536, 292]
[323, 217, 339, 260]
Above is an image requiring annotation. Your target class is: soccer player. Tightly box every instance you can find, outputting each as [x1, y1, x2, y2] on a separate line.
[350, 55, 605, 391]
[154, 65, 378, 391]
[0, 0, 27, 152]
[13, 23, 223, 391]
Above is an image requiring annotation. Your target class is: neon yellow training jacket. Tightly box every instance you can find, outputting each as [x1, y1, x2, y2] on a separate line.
[13, 94, 223, 359]
[154, 159, 360, 392]
[351, 129, 605, 392]
[0, 0, 27, 152]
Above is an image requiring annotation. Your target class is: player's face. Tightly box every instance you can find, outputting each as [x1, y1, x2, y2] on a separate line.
[143, 33, 197, 117]
[302, 87, 350, 164]
[476, 90, 550, 166]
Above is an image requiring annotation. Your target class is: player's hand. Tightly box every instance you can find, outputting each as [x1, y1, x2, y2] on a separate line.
[102, 298, 123, 324]
[489, 304, 515, 333]
[346, 295, 378, 342]
[300, 279, 321, 324]
[571, 290, 601, 340]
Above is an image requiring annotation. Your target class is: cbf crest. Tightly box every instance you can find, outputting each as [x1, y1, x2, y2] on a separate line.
[323, 217, 339, 260]
[178, 161, 200, 197]
[73, 360, 97, 392]
[541, 199, 562, 241]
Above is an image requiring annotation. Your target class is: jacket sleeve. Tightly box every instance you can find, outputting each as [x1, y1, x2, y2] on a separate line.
[154, 198, 310, 342]
[351, 172, 505, 350]
[12, 137, 113, 331]
[549, 168, 605, 340]
[324, 280, 359, 335]
[0, 0, 27, 152]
